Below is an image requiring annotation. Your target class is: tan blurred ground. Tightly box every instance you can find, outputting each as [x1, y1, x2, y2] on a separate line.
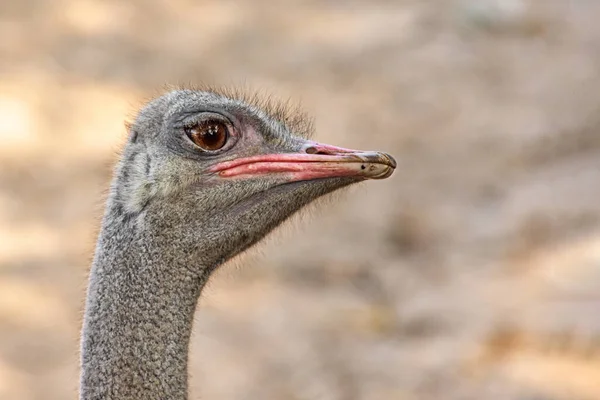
[1, 1, 600, 399]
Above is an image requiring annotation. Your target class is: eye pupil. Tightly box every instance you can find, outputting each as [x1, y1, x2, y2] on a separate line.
[186, 120, 228, 151]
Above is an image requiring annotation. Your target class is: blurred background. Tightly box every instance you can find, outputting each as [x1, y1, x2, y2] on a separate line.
[1, 0, 600, 399]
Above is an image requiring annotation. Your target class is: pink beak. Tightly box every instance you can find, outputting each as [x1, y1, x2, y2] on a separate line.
[210, 141, 396, 182]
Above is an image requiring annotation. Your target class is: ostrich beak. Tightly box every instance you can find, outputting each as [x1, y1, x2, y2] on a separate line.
[210, 140, 396, 181]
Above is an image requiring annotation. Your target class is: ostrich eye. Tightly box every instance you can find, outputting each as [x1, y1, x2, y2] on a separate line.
[185, 120, 229, 151]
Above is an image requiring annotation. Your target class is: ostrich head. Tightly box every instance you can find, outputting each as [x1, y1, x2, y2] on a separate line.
[81, 88, 396, 400]
[112, 89, 396, 271]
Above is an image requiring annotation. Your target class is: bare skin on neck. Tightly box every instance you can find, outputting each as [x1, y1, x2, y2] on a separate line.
[80, 88, 396, 400]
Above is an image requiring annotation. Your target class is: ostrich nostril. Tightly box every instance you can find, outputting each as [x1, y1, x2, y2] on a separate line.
[304, 146, 331, 155]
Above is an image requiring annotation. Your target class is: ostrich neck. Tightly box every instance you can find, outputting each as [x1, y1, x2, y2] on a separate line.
[80, 201, 205, 400]
[80, 172, 356, 399]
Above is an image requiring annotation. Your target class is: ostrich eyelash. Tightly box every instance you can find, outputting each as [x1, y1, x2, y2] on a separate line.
[173, 83, 315, 140]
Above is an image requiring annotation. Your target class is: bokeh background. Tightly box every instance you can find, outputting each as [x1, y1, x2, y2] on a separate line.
[2, 0, 600, 399]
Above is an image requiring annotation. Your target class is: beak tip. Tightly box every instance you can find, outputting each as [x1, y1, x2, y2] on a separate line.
[381, 152, 397, 169]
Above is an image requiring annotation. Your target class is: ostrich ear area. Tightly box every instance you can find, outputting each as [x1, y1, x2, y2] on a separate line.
[209, 140, 397, 182]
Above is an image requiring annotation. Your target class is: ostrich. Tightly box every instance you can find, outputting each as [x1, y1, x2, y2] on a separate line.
[80, 88, 396, 400]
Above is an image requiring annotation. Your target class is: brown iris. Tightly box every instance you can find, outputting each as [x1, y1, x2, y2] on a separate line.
[186, 120, 228, 151]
